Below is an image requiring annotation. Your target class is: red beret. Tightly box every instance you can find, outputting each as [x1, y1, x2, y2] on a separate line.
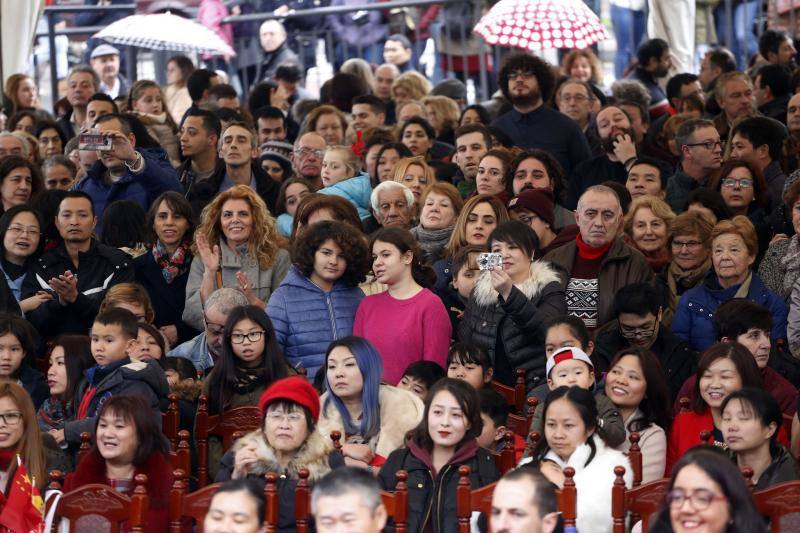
[258, 376, 321, 423]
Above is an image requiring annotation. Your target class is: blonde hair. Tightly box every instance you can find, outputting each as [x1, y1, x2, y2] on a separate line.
[421, 95, 460, 134]
[391, 156, 435, 188]
[715, 71, 753, 101]
[99, 282, 156, 323]
[0, 382, 45, 489]
[4, 74, 38, 113]
[711, 215, 759, 258]
[444, 194, 510, 258]
[324, 145, 361, 178]
[624, 196, 676, 237]
[194, 185, 286, 269]
[392, 71, 432, 102]
[561, 49, 604, 85]
[419, 181, 464, 218]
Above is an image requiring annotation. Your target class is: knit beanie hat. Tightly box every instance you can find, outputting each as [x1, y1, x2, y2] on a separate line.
[258, 376, 320, 423]
[545, 347, 594, 378]
[508, 188, 556, 228]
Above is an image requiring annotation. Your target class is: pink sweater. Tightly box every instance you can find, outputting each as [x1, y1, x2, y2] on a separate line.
[353, 288, 451, 384]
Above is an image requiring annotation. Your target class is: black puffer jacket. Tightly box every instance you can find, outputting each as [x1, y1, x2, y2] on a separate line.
[21, 240, 134, 337]
[458, 261, 565, 391]
[378, 440, 499, 533]
[185, 160, 280, 218]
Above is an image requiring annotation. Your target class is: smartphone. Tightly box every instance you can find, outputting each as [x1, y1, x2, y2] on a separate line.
[78, 132, 112, 151]
[477, 252, 503, 271]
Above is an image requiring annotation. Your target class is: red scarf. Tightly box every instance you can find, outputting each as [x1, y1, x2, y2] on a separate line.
[0, 449, 15, 471]
[575, 233, 612, 260]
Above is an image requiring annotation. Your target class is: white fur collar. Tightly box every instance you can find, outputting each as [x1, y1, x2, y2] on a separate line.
[472, 260, 560, 307]
[231, 427, 334, 481]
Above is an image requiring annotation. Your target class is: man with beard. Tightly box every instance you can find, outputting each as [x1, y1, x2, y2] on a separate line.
[713, 71, 757, 142]
[759, 29, 797, 69]
[510, 150, 574, 228]
[665, 118, 723, 212]
[453, 124, 491, 197]
[77, 113, 182, 221]
[699, 48, 737, 117]
[177, 109, 221, 191]
[167, 288, 248, 373]
[627, 39, 671, 119]
[491, 53, 591, 176]
[292, 132, 326, 190]
[22, 192, 135, 338]
[566, 105, 638, 210]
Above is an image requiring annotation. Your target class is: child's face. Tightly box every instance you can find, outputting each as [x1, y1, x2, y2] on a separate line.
[547, 359, 594, 390]
[321, 151, 350, 187]
[230, 318, 266, 367]
[447, 358, 491, 390]
[476, 412, 501, 450]
[0, 332, 24, 378]
[545, 324, 586, 357]
[452, 264, 479, 300]
[165, 369, 180, 388]
[397, 375, 428, 401]
[90, 322, 137, 366]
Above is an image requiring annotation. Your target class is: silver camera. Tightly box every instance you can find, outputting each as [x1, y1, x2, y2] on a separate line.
[477, 252, 503, 271]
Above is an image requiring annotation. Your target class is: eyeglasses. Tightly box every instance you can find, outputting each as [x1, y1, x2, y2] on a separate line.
[0, 412, 22, 426]
[508, 71, 535, 81]
[667, 489, 727, 510]
[230, 331, 265, 344]
[295, 147, 324, 159]
[265, 411, 305, 423]
[686, 139, 723, 151]
[517, 214, 539, 226]
[620, 321, 657, 340]
[561, 94, 589, 103]
[671, 240, 704, 250]
[7, 226, 40, 237]
[204, 317, 225, 336]
[721, 178, 753, 189]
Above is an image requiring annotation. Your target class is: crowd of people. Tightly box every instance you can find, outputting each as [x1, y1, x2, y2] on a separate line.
[4, 9, 800, 532]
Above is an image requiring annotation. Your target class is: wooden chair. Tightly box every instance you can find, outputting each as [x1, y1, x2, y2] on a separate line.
[77, 431, 92, 464]
[678, 397, 691, 413]
[380, 471, 409, 533]
[610, 465, 670, 533]
[195, 395, 262, 487]
[489, 369, 527, 413]
[627, 432, 643, 487]
[168, 430, 191, 474]
[295, 469, 312, 533]
[48, 470, 150, 532]
[505, 396, 538, 438]
[168, 469, 222, 533]
[753, 480, 800, 533]
[162, 393, 180, 449]
[491, 431, 517, 475]
[455, 465, 576, 533]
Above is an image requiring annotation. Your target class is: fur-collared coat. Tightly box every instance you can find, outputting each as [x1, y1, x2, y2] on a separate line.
[317, 384, 424, 460]
[217, 427, 345, 532]
[458, 260, 565, 391]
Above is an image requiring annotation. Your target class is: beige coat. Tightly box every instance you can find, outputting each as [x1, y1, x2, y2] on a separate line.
[317, 384, 423, 459]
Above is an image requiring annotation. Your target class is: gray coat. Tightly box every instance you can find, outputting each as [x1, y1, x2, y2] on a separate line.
[182, 240, 290, 330]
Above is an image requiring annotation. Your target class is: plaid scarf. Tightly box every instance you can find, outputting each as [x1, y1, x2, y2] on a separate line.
[152, 241, 190, 284]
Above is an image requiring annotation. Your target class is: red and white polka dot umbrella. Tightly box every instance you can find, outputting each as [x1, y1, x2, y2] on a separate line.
[473, 0, 610, 51]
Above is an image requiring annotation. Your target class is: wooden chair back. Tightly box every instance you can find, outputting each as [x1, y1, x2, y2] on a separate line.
[195, 395, 262, 487]
[49, 471, 149, 532]
[295, 469, 312, 533]
[753, 480, 800, 533]
[162, 393, 180, 449]
[556, 467, 577, 528]
[628, 432, 643, 487]
[77, 431, 92, 464]
[168, 469, 221, 533]
[168, 430, 191, 474]
[489, 369, 527, 413]
[380, 471, 409, 533]
[610, 465, 670, 533]
[506, 396, 538, 438]
[491, 431, 516, 475]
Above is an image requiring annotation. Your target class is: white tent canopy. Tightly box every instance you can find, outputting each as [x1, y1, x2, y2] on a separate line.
[0, 0, 42, 87]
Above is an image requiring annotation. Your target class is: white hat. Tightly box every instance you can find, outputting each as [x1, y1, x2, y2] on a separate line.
[545, 347, 593, 378]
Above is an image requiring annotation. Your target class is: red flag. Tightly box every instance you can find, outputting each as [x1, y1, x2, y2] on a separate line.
[0, 456, 44, 533]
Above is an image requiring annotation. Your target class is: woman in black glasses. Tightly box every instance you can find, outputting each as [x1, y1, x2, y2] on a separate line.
[203, 305, 289, 480]
[649, 447, 764, 533]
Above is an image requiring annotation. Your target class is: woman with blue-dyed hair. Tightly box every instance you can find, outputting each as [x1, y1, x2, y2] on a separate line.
[317, 336, 424, 468]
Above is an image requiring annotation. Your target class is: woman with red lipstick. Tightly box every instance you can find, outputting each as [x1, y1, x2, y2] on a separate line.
[378, 378, 499, 533]
[666, 342, 764, 473]
[721, 388, 799, 490]
[203, 305, 289, 480]
[459, 221, 565, 391]
[354, 228, 451, 384]
[37, 335, 93, 437]
[604, 347, 671, 483]
[64, 395, 172, 533]
[317, 336, 423, 470]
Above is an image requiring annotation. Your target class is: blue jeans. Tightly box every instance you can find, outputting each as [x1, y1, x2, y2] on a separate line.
[610, 4, 646, 79]
[714, 1, 758, 69]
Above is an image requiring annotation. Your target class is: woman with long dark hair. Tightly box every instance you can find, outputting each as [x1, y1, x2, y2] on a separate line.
[37, 335, 93, 436]
[354, 228, 451, 384]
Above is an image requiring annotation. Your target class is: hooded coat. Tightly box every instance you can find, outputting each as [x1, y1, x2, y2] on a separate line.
[267, 266, 364, 378]
[458, 261, 565, 391]
[217, 427, 345, 532]
[317, 172, 373, 221]
[316, 385, 424, 460]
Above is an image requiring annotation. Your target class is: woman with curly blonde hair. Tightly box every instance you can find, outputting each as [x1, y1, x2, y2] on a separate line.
[421, 95, 459, 145]
[392, 72, 432, 108]
[182, 185, 291, 331]
[623, 195, 676, 272]
[391, 156, 435, 204]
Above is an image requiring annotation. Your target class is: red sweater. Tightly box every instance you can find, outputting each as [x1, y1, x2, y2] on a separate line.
[354, 288, 451, 384]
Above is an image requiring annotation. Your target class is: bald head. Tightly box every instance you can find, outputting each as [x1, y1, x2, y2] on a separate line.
[373, 64, 400, 101]
[260, 20, 287, 53]
[293, 132, 326, 180]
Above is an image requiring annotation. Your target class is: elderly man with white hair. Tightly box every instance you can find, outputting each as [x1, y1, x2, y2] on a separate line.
[257, 19, 299, 82]
[0, 132, 29, 161]
[370, 181, 415, 229]
[544, 184, 653, 331]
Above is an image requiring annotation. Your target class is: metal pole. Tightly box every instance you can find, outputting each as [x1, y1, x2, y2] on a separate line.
[47, 11, 59, 113]
[478, 40, 488, 102]
[126, 46, 137, 83]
